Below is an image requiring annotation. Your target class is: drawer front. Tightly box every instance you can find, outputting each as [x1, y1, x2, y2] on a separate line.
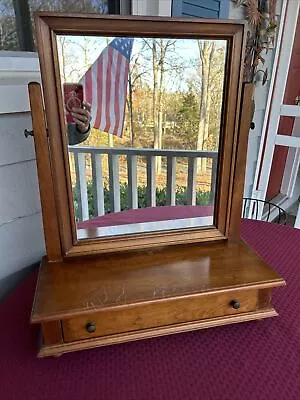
[62, 289, 258, 342]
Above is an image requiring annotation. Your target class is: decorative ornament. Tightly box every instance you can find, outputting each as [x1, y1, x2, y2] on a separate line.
[233, 0, 278, 84]
[247, 0, 263, 25]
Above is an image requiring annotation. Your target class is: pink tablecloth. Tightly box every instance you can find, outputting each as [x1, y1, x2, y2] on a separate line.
[1, 219, 300, 400]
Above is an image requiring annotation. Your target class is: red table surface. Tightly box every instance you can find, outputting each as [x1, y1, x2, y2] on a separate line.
[77, 205, 214, 229]
[1, 219, 300, 400]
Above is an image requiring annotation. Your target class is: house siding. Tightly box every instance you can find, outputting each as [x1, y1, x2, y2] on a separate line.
[132, 0, 171, 16]
[0, 52, 44, 299]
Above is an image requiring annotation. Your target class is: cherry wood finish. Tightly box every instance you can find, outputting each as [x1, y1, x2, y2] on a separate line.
[33, 13, 246, 257]
[62, 289, 259, 342]
[258, 288, 273, 309]
[41, 321, 63, 346]
[31, 242, 284, 322]
[68, 227, 226, 256]
[38, 309, 279, 358]
[32, 241, 285, 356]
[31, 241, 284, 323]
[28, 83, 62, 261]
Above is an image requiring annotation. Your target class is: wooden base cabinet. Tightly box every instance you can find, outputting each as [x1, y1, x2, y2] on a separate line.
[32, 241, 285, 357]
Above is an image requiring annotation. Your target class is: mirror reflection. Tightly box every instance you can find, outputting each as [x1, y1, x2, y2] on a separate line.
[56, 35, 227, 240]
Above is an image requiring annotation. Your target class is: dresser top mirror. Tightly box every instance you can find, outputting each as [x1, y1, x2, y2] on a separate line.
[32, 13, 246, 259]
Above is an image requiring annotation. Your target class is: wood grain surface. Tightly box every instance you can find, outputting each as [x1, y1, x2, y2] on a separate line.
[28, 82, 62, 261]
[62, 288, 258, 342]
[32, 240, 284, 323]
[37, 308, 278, 357]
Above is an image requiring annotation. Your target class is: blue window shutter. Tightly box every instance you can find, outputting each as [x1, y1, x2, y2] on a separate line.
[172, 0, 229, 19]
[219, 0, 229, 18]
[172, 0, 183, 16]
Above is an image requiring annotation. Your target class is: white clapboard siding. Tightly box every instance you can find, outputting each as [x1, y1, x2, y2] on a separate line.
[132, 0, 172, 18]
[0, 113, 36, 167]
[0, 161, 41, 225]
[0, 52, 43, 286]
[0, 213, 45, 280]
[0, 85, 38, 114]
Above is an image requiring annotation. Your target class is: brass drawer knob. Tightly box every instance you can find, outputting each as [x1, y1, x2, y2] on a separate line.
[230, 300, 240, 309]
[86, 322, 96, 333]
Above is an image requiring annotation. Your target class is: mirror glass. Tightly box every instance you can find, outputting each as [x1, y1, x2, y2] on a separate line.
[56, 35, 227, 240]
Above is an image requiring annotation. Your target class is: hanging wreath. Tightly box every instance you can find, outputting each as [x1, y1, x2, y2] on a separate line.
[233, 0, 277, 83]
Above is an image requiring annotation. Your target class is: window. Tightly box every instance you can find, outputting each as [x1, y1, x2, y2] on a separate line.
[0, 0, 115, 51]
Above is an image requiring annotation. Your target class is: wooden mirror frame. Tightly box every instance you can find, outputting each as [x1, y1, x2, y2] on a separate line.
[32, 13, 247, 260]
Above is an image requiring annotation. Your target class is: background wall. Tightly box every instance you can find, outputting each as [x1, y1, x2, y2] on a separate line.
[132, 0, 171, 16]
[0, 52, 44, 299]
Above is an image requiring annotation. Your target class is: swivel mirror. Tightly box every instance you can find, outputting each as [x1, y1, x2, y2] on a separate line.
[28, 13, 285, 357]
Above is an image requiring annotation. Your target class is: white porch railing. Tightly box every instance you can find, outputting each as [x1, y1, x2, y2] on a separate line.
[68, 146, 218, 222]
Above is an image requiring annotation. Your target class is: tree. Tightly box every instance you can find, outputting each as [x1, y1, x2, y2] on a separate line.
[127, 43, 148, 147]
[0, 0, 18, 50]
[206, 47, 226, 152]
[176, 87, 199, 149]
[57, 36, 68, 82]
[197, 40, 216, 172]
[146, 38, 177, 172]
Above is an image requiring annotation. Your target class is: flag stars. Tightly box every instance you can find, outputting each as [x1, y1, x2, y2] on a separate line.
[109, 37, 133, 60]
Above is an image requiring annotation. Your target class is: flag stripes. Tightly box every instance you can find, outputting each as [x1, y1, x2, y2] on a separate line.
[80, 38, 133, 137]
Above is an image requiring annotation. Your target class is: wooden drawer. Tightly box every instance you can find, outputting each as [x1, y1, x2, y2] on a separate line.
[62, 289, 258, 342]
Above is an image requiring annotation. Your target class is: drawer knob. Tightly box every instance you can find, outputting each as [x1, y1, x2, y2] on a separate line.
[86, 322, 96, 333]
[230, 300, 240, 309]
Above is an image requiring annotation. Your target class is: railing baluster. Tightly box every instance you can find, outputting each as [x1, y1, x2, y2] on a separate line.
[91, 154, 105, 216]
[108, 154, 120, 213]
[147, 155, 156, 207]
[127, 155, 138, 209]
[69, 147, 219, 215]
[187, 158, 197, 206]
[74, 153, 89, 221]
[210, 158, 218, 205]
[167, 156, 176, 206]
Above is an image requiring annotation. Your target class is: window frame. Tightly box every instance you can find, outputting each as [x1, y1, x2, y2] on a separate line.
[7, 0, 121, 52]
